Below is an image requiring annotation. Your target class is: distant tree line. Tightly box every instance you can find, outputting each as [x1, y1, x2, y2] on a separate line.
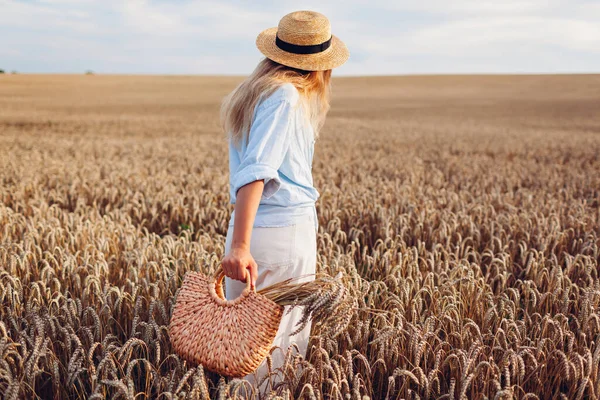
[0, 69, 99, 74]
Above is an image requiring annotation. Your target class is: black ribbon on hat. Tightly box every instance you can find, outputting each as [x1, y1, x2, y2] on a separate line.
[275, 35, 332, 54]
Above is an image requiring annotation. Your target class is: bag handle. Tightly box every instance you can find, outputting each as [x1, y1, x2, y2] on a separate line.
[213, 265, 254, 301]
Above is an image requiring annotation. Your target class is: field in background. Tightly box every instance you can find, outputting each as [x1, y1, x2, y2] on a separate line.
[1, 74, 599, 399]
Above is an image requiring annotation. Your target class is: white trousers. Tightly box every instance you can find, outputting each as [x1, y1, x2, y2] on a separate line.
[224, 213, 317, 395]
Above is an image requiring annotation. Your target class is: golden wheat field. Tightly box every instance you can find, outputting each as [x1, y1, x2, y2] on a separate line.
[1, 73, 599, 399]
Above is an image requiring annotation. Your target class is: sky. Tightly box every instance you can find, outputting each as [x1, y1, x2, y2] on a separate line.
[1, 0, 599, 76]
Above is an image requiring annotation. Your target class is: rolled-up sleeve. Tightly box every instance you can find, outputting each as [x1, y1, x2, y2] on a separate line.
[231, 96, 294, 199]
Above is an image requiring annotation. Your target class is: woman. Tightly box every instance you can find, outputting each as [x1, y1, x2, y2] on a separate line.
[220, 10, 349, 391]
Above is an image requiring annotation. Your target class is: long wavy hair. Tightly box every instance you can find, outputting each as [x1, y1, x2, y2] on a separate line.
[221, 57, 332, 146]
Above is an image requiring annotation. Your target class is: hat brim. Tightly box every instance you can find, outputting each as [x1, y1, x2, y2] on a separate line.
[256, 27, 349, 71]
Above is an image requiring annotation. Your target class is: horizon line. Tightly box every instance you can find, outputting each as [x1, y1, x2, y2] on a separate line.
[2, 72, 600, 78]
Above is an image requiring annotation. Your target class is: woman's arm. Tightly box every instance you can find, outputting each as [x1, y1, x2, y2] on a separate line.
[223, 92, 296, 290]
[221, 179, 264, 289]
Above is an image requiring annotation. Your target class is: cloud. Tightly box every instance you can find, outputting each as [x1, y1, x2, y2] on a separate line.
[388, 17, 600, 55]
[115, 0, 277, 39]
[0, 0, 598, 75]
[335, 0, 600, 74]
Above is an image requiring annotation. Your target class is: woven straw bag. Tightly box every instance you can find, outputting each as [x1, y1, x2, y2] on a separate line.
[169, 267, 284, 377]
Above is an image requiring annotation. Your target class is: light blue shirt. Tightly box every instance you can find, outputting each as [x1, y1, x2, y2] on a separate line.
[228, 83, 319, 231]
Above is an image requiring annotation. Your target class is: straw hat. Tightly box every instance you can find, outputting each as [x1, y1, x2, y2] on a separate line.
[256, 10, 349, 71]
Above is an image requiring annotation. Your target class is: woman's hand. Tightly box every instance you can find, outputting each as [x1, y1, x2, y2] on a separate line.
[222, 245, 258, 290]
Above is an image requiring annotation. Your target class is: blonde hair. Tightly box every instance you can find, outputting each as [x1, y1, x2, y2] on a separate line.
[221, 57, 331, 146]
